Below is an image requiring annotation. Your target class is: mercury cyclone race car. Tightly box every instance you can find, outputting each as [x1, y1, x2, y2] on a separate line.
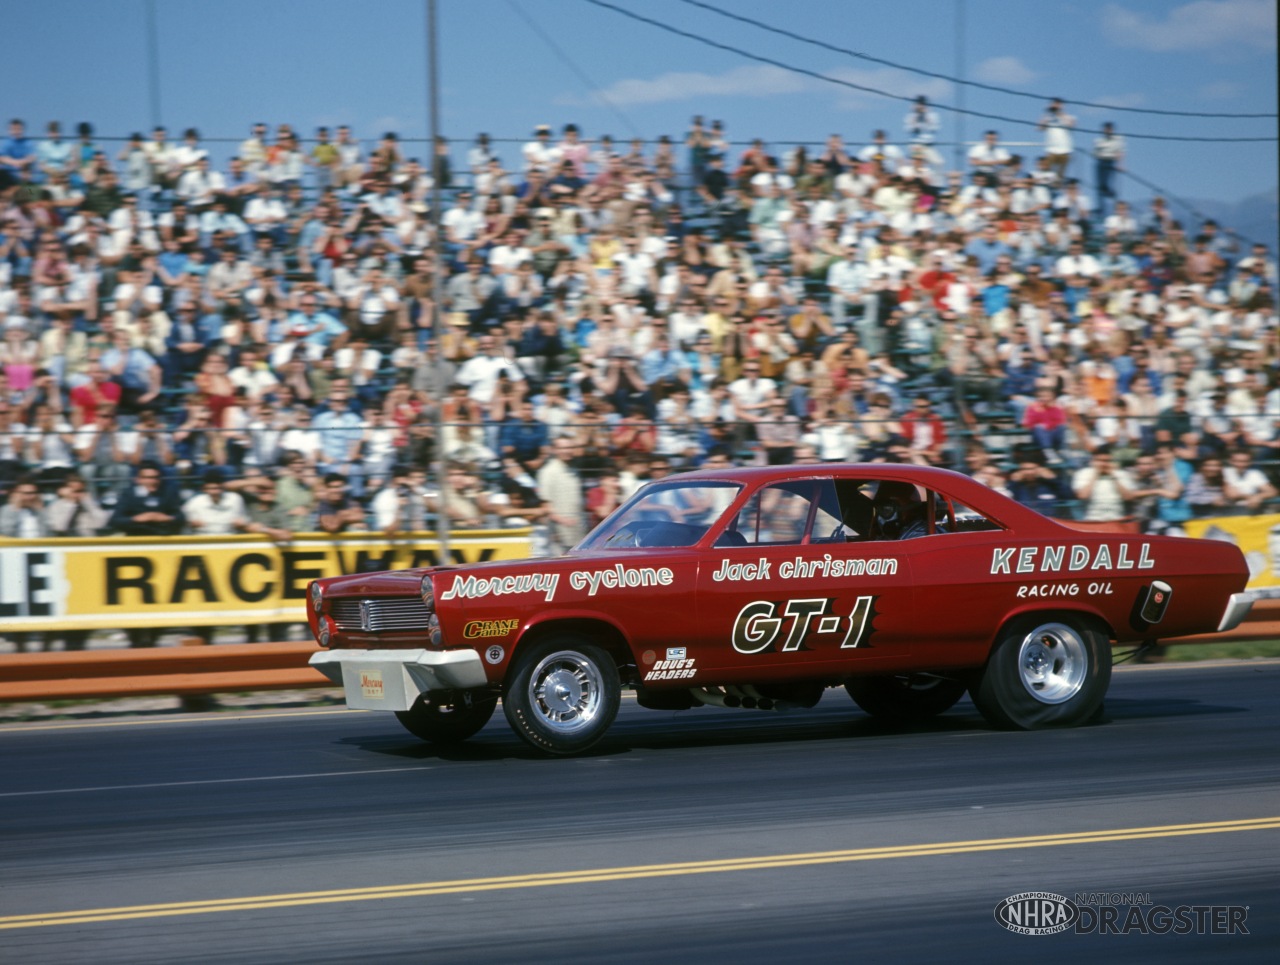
[307, 465, 1252, 755]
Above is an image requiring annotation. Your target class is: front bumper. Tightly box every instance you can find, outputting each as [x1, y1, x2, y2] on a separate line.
[1217, 593, 1254, 633]
[310, 649, 488, 711]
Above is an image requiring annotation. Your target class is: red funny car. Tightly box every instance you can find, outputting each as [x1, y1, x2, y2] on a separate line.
[308, 465, 1251, 755]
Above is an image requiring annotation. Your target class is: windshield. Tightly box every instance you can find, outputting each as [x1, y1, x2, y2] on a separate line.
[579, 480, 742, 549]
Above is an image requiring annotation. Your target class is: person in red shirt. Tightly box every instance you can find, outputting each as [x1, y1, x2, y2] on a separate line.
[1022, 385, 1068, 454]
[916, 255, 957, 312]
[68, 360, 122, 427]
[898, 395, 948, 465]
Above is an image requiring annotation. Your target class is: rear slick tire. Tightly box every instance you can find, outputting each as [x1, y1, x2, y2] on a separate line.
[969, 615, 1111, 729]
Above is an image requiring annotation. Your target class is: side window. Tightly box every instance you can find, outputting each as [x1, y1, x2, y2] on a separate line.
[730, 480, 840, 545]
[732, 487, 807, 545]
[942, 497, 1003, 533]
[809, 479, 846, 541]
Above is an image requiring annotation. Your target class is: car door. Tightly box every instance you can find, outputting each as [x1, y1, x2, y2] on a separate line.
[694, 476, 915, 683]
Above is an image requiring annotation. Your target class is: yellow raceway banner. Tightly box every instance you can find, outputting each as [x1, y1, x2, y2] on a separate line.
[1184, 512, 1280, 592]
[0, 530, 532, 632]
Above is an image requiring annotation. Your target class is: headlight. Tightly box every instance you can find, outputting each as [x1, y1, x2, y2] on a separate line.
[420, 574, 435, 611]
[427, 613, 442, 648]
[310, 581, 324, 613]
[317, 616, 333, 648]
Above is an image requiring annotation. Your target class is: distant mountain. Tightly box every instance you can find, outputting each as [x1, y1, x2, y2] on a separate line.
[1168, 188, 1279, 249]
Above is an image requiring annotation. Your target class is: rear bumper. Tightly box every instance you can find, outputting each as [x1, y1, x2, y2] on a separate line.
[309, 648, 488, 711]
[1217, 593, 1253, 633]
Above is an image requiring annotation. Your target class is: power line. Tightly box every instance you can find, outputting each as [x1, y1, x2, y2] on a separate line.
[506, 0, 642, 139]
[676, 0, 1278, 121]
[582, 0, 1278, 143]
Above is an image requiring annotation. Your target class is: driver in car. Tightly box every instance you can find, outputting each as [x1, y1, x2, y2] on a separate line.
[873, 481, 929, 539]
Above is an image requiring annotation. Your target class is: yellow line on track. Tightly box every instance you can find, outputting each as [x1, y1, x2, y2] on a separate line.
[2, 816, 1276, 929]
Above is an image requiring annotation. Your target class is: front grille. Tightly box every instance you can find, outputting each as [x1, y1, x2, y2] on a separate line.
[330, 597, 431, 633]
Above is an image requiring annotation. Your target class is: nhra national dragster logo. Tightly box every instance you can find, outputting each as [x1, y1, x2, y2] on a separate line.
[993, 893, 1079, 935]
[994, 892, 1249, 936]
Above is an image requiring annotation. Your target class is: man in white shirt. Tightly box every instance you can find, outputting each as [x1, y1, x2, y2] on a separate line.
[488, 230, 533, 276]
[441, 190, 485, 255]
[1224, 449, 1277, 513]
[1073, 447, 1135, 522]
[827, 245, 870, 331]
[727, 360, 777, 427]
[522, 124, 560, 174]
[968, 130, 1011, 173]
[175, 157, 224, 209]
[171, 128, 209, 177]
[613, 237, 657, 298]
[228, 346, 280, 402]
[1039, 99, 1076, 182]
[239, 122, 269, 177]
[1054, 241, 1101, 281]
[457, 334, 525, 404]
[243, 184, 289, 242]
[183, 470, 248, 535]
[856, 130, 905, 174]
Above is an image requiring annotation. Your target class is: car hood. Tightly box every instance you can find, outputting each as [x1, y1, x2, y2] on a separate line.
[316, 567, 428, 597]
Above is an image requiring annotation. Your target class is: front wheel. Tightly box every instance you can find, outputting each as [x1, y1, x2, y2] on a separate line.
[969, 616, 1111, 729]
[845, 674, 967, 722]
[395, 692, 497, 744]
[503, 637, 620, 755]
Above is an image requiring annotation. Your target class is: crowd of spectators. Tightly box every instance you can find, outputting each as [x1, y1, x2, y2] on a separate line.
[0, 105, 1278, 555]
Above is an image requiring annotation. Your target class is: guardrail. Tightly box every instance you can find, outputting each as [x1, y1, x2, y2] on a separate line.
[0, 642, 326, 703]
[1, 601, 1276, 705]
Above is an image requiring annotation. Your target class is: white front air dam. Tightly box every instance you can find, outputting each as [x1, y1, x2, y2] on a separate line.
[310, 649, 488, 710]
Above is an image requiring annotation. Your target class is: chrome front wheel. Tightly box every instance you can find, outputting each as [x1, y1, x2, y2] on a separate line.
[504, 638, 620, 755]
[531, 650, 608, 731]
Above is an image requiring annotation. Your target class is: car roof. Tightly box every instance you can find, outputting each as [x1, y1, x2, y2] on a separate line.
[662, 463, 1056, 533]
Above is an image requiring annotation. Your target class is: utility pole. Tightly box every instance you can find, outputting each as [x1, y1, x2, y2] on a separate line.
[954, 0, 965, 172]
[426, 0, 451, 562]
[145, 0, 162, 129]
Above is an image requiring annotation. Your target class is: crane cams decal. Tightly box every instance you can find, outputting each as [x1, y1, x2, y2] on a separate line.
[732, 596, 877, 654]
[463, 619, 519, 638]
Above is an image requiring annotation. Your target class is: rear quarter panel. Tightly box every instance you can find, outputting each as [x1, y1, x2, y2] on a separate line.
[909, 527, 1248, 660]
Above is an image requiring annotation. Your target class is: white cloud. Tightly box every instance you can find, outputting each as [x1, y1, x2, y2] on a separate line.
[1088, 92, 1148, 110]
[1198, 80, 1245, 100]
[1101, 0, 1276, 52]
[560, 63, 949, 114]
[585, 64, 806, 106]
[824, 67, 951, 112]
[972, 56, 1040, 86]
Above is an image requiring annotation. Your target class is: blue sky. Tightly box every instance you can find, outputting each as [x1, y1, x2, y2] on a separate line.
[6, 0, 1277, 218]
